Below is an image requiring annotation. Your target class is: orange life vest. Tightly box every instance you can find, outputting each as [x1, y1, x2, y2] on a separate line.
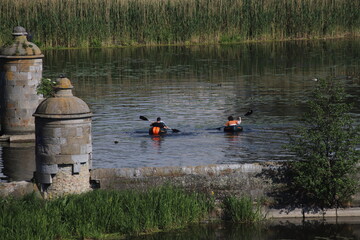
[226, 120, 238, 126]
[152, 127, 161, 134]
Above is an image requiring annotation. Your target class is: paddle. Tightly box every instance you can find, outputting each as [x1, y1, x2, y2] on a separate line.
[214, 110, 253, 130]
[244, 109, 253, 116]
[139, 116, 181, 133]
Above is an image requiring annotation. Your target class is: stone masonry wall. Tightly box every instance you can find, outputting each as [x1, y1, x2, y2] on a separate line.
[35, 118, 92, 198]
[90, 163, 277, 201]
[43, 163, 91, 199]
[0, 58, 43, 134]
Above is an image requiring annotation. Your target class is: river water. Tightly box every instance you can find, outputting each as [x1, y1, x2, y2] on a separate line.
[129, 219, 360, 240]
[0, 39, 359, 180]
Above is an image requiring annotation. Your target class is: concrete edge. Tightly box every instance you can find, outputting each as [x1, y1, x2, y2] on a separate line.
[0, 134, 35, 142]
[265, 207, 360, 219]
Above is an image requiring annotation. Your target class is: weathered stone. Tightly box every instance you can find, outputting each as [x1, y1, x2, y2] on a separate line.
[0, 27, 43, 137]
[0, 181, 38, 198]
[33, 76, 92, 198]
[90, 163, 270, 200]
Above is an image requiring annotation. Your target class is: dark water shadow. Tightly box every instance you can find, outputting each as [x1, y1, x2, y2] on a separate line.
[1, 142, 35, 182]
[129, 219, 360, 240]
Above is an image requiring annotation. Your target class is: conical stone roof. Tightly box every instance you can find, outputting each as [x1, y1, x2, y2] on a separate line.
[33, 76, 92, 119]
[0, 26, 42, 57]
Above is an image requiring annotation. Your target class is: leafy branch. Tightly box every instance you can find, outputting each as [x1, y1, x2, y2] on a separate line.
[36, 78, 56, 98]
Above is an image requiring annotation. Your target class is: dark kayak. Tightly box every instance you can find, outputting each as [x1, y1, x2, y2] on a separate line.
[224, 125, 243, 132]
[149, 127, 167, 135]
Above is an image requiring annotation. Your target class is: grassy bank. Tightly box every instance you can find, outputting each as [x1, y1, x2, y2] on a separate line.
[0, 186, 213, 239]
[0, 186, 262, 239]
[0, 0, 359, 48]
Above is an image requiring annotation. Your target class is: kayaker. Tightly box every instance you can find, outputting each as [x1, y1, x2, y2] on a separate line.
[225, 116, 241, 126]
[150, 117, 168, 128]
[149, 117, 169, 135]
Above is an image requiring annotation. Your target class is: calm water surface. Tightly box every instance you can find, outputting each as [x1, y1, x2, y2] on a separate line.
[0, 39, 359, 180]
[129, 219, 360, 240]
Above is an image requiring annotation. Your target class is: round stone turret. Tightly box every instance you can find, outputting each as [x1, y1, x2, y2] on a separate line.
[33, 76, 92, 199]
[0, 26, 44, 136]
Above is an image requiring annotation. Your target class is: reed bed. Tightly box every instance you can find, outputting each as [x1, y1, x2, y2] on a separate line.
[0, 0, 359, 48]
[0, 186, 214, 239]
[222, 196, 263, 223]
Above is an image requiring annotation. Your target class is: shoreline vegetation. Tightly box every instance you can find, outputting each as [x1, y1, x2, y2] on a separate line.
[0, 0, 359, 49]
[0, 186, 262, 240]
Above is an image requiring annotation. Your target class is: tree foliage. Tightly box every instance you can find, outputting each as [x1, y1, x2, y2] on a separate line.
[286, 78, 360, 210]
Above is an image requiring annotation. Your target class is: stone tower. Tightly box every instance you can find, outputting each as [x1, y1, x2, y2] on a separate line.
[0, 26, 43, 137]
[33, 76, 92, 198]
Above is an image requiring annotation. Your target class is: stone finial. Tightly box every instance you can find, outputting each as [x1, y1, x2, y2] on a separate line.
[0, 26, 42, 57]
[54, 75, 74, 90]
[12, 26, 28, 36]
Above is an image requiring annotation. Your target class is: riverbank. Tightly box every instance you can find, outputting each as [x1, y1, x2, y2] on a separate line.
[1, 0, 359, 49]
[2, 163, 360, 218]
[0, 186, 214, 239]
[37, 35, 360, 51]
[2, 181, 360, 240]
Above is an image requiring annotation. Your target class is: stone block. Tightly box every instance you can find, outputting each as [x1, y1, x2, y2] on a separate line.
[41, 137, 61, 145]
[28, 79, 39, 86]
[37, 143, 61, 155]
[76, 127, 83, 137]
[33, 59, 43, 64]
[17, 62, 32, 72]
[13, 72, 30, 81]
[15, 80, 28, 86]
[80, 144, 92, 154]
[5, 109, 16, 118]
[38, 164, 59, 174]
[73, 162, 81, 173]
[0, 181, 38, 198]
[71, 154, 89, 164]
[10, 65, 17, 72]
[62, 127, 77, 138]
[37, 173, 52, 184]
[89, 157, 93, 169]
[39, 127, 56, 137]
[4, 71, 13, 80]
[61, 143, 81, 154]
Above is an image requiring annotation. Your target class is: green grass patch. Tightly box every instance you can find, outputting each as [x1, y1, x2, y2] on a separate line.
[0, 186, 214, 239]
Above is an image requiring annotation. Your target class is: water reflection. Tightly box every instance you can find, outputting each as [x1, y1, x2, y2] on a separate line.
[1, 142, 35, 181]
[130, 219, 360, 240]
[150, 136, 164, 153]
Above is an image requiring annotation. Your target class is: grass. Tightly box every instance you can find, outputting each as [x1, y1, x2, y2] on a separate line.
[0, 186, 214, 239]
[0, 0, 359, 48]
[222, 196, 263, 223]
[0, 185, 264, 239]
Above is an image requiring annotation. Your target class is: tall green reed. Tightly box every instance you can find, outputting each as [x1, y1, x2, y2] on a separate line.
[222, 196, 263, 223]
[0, 0, 359, 48]
[0, 186, 214, 239]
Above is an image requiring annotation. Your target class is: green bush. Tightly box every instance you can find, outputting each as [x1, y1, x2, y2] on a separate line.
[285, 78, 360, 210]
[36, 78, 56, 98]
